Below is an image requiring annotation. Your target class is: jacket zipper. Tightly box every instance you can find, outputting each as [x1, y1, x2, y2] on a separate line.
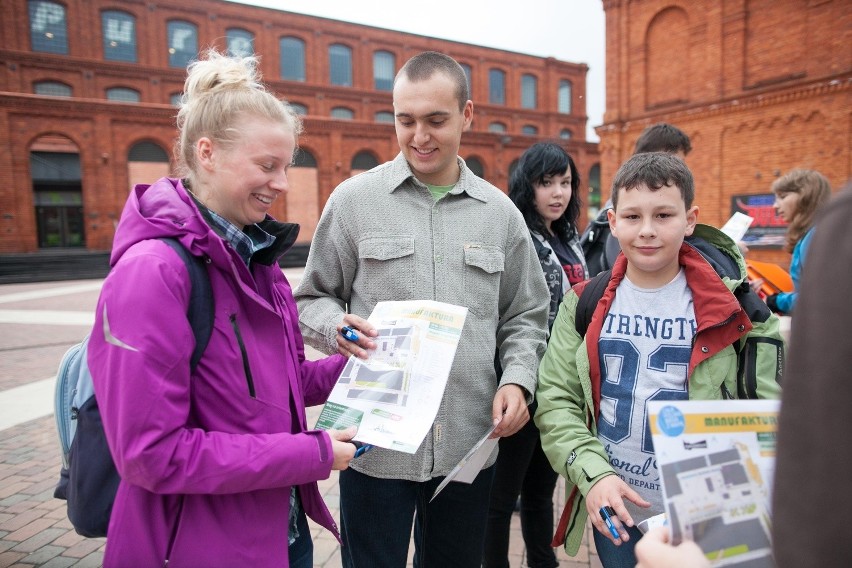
[229, 314, 256, 398]
[163, 495, 185, 566]
[739, 339, 758, 399]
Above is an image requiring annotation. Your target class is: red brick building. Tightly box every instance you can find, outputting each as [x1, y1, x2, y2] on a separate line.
[0, 0, 599, 255]
[597, 0, 852, 264]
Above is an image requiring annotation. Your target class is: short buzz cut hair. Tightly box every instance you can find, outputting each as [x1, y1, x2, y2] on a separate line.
[395, 51, 469, 111]
[611, 152, 695, 209]
[634, 122, 692, 155]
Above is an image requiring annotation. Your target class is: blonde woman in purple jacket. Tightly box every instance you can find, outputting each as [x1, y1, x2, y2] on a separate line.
[87, 50, 357, 567]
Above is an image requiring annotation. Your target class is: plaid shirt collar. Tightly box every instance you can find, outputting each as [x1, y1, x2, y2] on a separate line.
[186, 185, 275, 266]
[205, 209, 276, 266]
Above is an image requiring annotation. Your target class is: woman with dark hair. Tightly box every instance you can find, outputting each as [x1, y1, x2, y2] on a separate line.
[484, 142, 588, 568]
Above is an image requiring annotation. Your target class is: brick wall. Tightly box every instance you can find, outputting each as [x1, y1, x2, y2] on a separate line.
[598, 0, 852, 266]
[0, 0, 600, 253]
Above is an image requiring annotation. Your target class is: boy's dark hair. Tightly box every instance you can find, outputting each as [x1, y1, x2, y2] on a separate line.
[395, 51, 469, 111]
[509, 142, 581, 237]
[634, 123, 692, 156]
[611, 152, 695, 209]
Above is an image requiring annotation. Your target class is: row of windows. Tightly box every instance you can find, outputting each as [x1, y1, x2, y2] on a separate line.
[32, 80, 574, 139]
[33, 141, 588, 188]
[28, 0, 573, 113]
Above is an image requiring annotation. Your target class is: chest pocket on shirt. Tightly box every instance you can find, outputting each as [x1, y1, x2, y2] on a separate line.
[463, 244, 504, 318]
[358, 236, 416, 304]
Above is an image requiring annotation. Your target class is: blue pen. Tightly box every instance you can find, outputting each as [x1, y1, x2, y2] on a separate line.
[600, 506, 621, 540]
[340, 325, 359, 342]
[352, 442, 373, 458]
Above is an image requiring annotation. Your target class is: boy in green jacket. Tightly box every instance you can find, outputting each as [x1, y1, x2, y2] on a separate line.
[535, 152, 783, 567]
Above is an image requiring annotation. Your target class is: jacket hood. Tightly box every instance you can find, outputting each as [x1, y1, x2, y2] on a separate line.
[687, 223, 748, 290]
[110, 178, 211, 266]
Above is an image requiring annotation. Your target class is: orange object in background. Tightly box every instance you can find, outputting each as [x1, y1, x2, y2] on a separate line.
[746, 260, 794, 299]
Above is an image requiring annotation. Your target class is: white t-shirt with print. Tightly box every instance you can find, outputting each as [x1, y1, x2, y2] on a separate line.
[596, 269, 696, 523]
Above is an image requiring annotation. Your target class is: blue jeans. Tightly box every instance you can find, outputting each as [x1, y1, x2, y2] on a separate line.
[593, 524, 643, 568]
[288, 510, 313, 568]
[339, 465, 495, 568]
[483, 418, 558, 568]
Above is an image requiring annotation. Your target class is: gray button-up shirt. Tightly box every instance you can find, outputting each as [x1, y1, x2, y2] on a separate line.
[295, 153, 549, 481]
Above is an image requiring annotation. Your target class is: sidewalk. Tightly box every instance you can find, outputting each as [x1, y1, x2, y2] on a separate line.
[0, 273, 601, 567]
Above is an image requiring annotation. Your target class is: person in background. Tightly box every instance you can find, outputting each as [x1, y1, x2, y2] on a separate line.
[536, 152, 783, 568]
[581, 123, 692, 276]
[87, 50, 357, 568]
[772, 182, 851, 567]
[294, 51, 549, 568]
[483, 142, 588, 568]
[764, 168, 831, 315]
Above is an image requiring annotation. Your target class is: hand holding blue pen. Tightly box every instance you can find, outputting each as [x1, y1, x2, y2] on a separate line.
[352, 441, 373, 458]
[340, 325, 359, 342]
[600, 506, 621, 540]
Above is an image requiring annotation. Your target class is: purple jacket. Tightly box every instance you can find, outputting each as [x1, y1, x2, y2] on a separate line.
[88, 178, 346, 567]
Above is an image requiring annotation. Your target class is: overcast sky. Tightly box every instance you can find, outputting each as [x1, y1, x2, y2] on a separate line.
[230, 0, 606, 141]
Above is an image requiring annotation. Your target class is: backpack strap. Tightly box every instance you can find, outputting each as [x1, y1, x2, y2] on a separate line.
[159, 238, 214, 371]
[574, 269, 612, 337]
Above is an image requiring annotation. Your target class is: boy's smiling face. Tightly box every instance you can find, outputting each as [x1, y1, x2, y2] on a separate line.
[608, 182, 698, 288]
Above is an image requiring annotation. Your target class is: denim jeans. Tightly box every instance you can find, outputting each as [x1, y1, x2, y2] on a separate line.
[593, 523, 643, 568]
[288, 510, 313, 568]
[483, 418, 558, 568]
[339, 464, 495, 568]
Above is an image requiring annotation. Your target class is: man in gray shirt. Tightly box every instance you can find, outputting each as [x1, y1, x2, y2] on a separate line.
[294, 51, 549, 567]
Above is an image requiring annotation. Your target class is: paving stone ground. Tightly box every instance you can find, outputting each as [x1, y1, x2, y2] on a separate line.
[0, 274, 601, 568]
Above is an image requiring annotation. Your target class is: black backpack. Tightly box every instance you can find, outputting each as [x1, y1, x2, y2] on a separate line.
[579, 203, 620, 277]
[53, 238, 214, 537]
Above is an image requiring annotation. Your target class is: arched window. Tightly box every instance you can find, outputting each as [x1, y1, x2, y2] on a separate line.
[128, 141, 169, 162]
[294, 149, 317, 168]
[170, 92, 182, 106]
[521, 74, 537, 109]
[331, 107, 354, 120]
[587, 163, 602, 220]
[460, 63, 473, 98]
[559, 128, 573, 140]
[290, 102, 308, 116]
[489, 68, 505, 105]
[30, 135, 83, 247]
[280, 37, 306, 81]
[167, 20, 197, 68]
[375, 111, 394, 123]
[488, 122, 507, 133]
[558, 80, 572, 114]
[521, 125, 539, 136]
[106, 87, 140, 103]
[466, 156, 484, 178]
[226, 28, 254, 58]
[29, 1, 68, 54]
[102, 10, 136, 62]
[329, 44, 353, 87]
[646, 8, 690, 107]
[373, 51, 395, 91]
[34, 81, 72, 97]
[128, 141, 170, 191]
[351, 151, 379, 171]
[508, 159, 520, 181]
